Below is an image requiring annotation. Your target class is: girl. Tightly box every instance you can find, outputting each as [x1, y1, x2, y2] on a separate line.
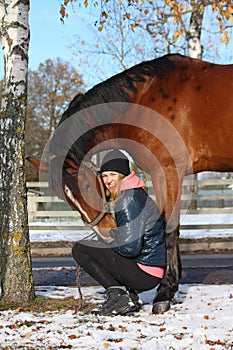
[72, 149, 166, 316]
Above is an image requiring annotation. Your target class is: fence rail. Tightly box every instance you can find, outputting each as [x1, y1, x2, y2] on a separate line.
[27, 178, 233, 232]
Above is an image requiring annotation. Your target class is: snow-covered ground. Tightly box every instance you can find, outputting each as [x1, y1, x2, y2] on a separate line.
[0, 284, 232, 349]
[0, 214, 232, 348]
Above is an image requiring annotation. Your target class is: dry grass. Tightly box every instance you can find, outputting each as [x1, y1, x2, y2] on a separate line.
[0, 296, 95, 314]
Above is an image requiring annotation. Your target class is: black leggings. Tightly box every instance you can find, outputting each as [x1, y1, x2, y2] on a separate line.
[72, 240, 161, 292]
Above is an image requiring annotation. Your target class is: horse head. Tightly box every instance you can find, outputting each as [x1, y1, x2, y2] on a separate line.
[26, 156, 116, 242]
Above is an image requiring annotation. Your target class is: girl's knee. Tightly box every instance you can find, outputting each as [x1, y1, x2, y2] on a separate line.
[72, 240, 104, 265]
[72, 242, 83, 263]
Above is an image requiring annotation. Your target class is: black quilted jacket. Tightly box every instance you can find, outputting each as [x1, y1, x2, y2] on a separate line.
[112, 187, 167, 268]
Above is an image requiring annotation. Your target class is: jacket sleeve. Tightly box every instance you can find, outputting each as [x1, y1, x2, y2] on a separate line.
[112, 195, 145, 258]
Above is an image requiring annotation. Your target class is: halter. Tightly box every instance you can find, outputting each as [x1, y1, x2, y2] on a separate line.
[52, 156, 111, 229]
[79, 161, 110, 228]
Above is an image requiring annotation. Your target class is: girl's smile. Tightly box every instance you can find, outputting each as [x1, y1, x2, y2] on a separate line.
[101, 171, 121, 193]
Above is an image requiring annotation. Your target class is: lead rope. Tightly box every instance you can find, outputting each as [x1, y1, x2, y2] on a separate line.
[75, 263, 84, 311]
[75, 232, 97, 312]
[73, 165, 108, 311]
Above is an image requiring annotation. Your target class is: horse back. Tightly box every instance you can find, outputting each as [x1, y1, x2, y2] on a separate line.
[133, 55, 233, 173]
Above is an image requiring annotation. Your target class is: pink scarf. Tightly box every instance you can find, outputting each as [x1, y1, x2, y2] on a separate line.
[120, 171, 145, 191]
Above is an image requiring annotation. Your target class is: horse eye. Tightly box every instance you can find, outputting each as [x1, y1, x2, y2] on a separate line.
[85, 182, 90, 191]
[78, 173, 90, 190]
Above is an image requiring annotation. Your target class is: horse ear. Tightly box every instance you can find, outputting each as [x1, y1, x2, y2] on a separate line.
[63, 158, 80, 175]
[26, 156, 49, 171]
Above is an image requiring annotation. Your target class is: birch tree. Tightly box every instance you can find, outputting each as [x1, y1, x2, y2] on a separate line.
[187, 6, 204, 58]
[64, 1, 232, 85]
[0, 0, 34, 303]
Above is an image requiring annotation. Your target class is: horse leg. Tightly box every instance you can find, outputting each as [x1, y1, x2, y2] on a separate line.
[152, 227, 182, 313]
[151, 169, 183, 314]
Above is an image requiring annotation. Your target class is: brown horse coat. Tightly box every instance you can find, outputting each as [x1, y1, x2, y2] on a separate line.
[47, 54, 233, 311]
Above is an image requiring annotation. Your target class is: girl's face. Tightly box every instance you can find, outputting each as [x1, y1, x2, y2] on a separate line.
[101, 171, 121, 193]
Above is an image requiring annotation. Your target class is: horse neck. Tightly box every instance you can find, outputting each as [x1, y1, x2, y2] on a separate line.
[86, 124, 121, 157]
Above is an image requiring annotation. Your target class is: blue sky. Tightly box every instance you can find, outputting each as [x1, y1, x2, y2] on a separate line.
[0, 0, 99, 88]
[29, 0, 79, 70]
[0, 1, 232, 90]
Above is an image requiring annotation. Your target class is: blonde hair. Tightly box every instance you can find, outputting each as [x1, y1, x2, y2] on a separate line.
[106, 173, 125, 202]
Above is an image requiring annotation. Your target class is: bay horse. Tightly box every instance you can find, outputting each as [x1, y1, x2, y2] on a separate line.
[31, 53, 233, 313]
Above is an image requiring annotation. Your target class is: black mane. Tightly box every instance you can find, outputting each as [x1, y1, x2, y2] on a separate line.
[49, 54, 180, 162]
[60, 53, 179, 122]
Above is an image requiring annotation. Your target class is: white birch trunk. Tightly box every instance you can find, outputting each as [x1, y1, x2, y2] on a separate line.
[187, 8, 204, 59]
[0, 0, 34, 303]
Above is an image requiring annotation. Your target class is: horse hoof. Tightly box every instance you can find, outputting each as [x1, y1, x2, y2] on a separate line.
[152, 300, 170, 314]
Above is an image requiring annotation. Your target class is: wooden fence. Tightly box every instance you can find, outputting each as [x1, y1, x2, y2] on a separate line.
[27, 178, 233, 232]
